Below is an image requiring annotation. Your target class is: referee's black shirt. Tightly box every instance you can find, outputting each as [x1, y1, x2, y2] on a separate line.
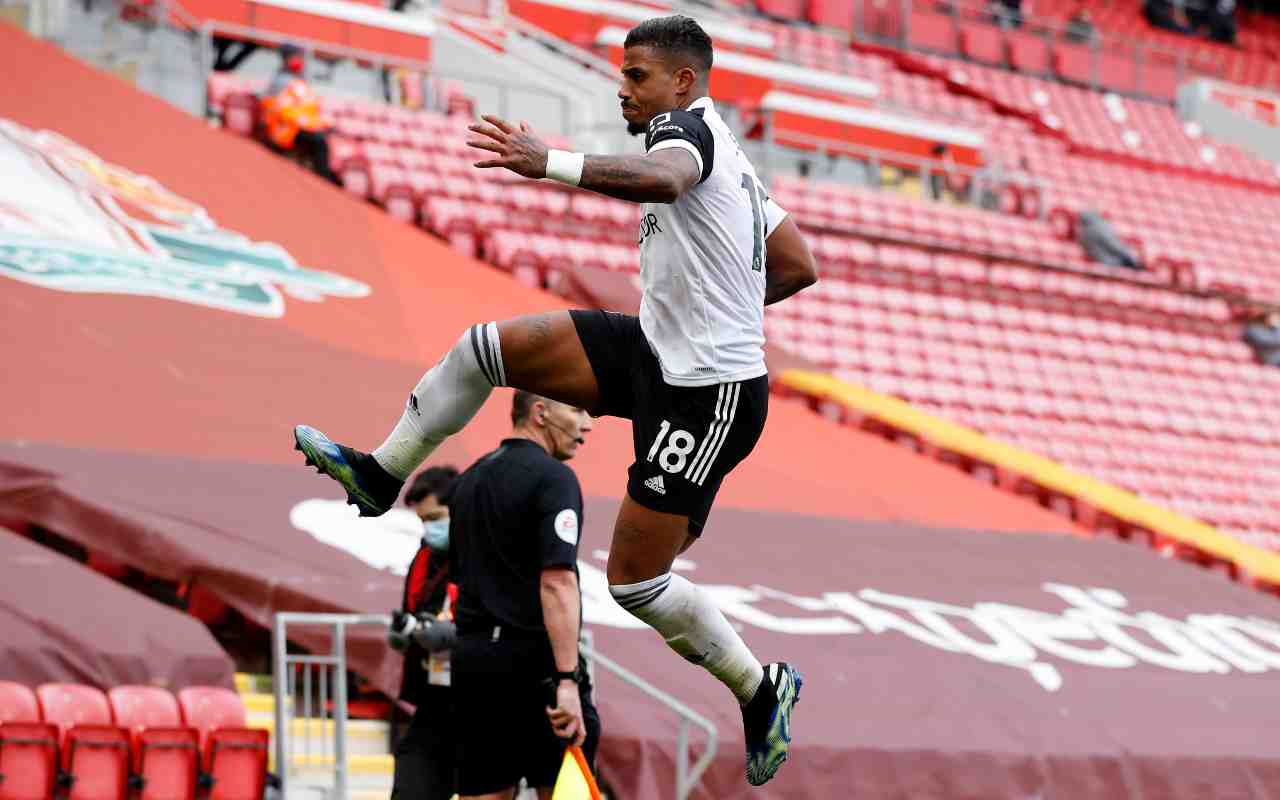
[446, 438, 584, 635]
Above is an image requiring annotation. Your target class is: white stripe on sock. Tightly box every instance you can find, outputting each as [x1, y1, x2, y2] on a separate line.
[484, 321, 506, 387]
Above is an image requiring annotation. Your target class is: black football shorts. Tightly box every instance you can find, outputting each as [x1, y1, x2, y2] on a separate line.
[570, 309, 768, 536]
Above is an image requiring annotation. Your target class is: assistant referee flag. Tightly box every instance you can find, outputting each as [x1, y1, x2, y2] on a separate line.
[551, 746, 601, 800]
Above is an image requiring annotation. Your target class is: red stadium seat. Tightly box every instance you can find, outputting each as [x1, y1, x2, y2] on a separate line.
[755, 0, 806, 22]
[1139, 60, 1181, 100]
[908, 10, 957, 54]
[0, 682, 55, 799]
[222, 93, 258, 138]
[176, 688, 267, 800]
[1054, 42, 1094, 86]
[806, 0, 853, 32]
[1098, 51, 1139, 94]
[959, 23, 1005, 66]
[325, 135, 362, 174]
[369, 165, 416, 223]
[37, 685, 128, 800]
[62, 726, 129, 800]
[1007, 30, 1051, 73]
[0, 721, 58, 800]
[0, 685, 38, 726]
[35, 684, 112, 738]
[108, 687, 199, 800]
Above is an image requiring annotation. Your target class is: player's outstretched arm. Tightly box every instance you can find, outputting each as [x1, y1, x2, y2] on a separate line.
[763, 215, 818, 305]
[467, 115, 699, 204]
[576, 149, 698, 204]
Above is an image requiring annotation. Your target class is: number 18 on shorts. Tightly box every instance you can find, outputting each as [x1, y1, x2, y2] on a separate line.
[626, 377, 769, 536]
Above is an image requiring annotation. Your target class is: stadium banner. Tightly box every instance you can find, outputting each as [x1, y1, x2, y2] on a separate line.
[4, 446, 1280, 798]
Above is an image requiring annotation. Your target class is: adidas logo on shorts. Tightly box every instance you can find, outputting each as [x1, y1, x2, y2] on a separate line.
[644, 475, 666, 495]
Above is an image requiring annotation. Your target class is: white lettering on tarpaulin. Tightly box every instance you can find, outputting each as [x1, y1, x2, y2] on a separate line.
[585, 577, 1280, 693]
[287, 503, 1280, 691]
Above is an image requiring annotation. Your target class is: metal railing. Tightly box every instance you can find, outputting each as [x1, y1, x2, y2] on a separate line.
[192, 21, 575, 132]
[273, 612, 391, 800]
[272, 614, 720, 800]
[747, 110, 1049, 217]
[846, 0, 1237, 100]
[578, 638, 718, 800]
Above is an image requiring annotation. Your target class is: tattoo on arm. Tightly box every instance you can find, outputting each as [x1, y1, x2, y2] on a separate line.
[528, 314, 554, 349]
[580, 151, 699, 204]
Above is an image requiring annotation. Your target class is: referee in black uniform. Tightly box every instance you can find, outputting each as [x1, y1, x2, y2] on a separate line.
[447, 390, 600, 800]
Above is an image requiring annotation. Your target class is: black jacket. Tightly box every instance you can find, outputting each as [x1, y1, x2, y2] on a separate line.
[398, 543, 451, 705]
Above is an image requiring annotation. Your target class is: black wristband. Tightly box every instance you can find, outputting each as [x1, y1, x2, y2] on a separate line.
[554, 669, 579, 684]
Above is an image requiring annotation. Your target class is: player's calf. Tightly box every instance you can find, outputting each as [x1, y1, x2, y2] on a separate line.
[372, 322, 505, 480]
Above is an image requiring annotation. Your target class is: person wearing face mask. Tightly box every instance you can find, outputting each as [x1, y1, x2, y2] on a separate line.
[389, 464, 460, 800]
[447, 390, 602, 800]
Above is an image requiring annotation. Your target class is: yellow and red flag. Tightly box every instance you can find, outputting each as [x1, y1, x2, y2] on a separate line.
[551, 746, 602, 800]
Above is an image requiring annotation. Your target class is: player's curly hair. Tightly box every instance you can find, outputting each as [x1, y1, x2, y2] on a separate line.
[625, 15, 713, 72]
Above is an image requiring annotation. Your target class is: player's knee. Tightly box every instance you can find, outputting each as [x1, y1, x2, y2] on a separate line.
[451, 321, 505, 388]
[608, 573, 673, 621]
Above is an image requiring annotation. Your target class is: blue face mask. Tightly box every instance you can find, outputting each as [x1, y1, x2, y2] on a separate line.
[422, 517, 450, 552]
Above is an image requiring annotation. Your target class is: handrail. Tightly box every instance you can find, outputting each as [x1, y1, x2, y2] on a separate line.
[272, 612, 391, 800]
[270, 613, 718, 799]
[195, 18, 433, 74]
[852, 0, 1247, 100]
[579, 639, 719, 800]
[504, 14, 619, 82]
[745, 116, 1280, 313]
[193, 17, 578, 131]
[749, 110, 1050, 214]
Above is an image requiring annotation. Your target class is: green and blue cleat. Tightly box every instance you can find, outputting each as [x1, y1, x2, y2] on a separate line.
[293, 425, 403, 517]
[744, 662, 802, 787]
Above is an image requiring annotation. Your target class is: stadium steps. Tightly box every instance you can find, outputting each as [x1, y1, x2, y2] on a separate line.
[271, 752, 395, 790]
[252, 717, 391, 757]
[236, 673, 395, 792]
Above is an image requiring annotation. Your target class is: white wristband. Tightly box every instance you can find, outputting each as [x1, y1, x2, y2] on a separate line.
[545, 149, 585, 187]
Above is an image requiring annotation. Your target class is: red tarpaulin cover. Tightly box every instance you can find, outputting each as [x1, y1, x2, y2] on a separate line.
[3, 24, 1280, 798]
[0, 526, 235, 691]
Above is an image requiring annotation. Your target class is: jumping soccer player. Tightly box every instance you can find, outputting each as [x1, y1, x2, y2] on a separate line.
[294, 14, 817, 786]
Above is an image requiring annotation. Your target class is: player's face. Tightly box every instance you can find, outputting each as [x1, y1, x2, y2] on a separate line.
[618, 46, 683, 136]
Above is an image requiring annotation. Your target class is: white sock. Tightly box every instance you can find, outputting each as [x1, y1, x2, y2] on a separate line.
[610, 573, 764, 705]
[372, 322, 504, 480]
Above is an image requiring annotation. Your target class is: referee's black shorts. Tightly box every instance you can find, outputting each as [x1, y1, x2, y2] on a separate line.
[571, 309, 768, 536]
[453, 630, 598, 795]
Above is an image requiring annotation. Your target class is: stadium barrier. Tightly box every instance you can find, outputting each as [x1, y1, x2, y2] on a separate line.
[850, 0, 1227, 101]
[272, 612, 389, 799]
[272, 616, 718, 799]
[776, 368, 1280, 595]
[578, 634, 718, 800]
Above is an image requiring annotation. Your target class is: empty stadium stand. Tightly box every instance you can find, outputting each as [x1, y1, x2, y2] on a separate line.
[0, 683, 58, 800]
[109, 687, 201, 800]
[0, 683, 267, 800]
[176, 687, 269, 800]
[9, 14, 1280, 794]
[204, 17, 1280, 555]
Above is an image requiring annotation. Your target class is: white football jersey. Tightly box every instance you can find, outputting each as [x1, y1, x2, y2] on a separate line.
[637, 96, 787, 387]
